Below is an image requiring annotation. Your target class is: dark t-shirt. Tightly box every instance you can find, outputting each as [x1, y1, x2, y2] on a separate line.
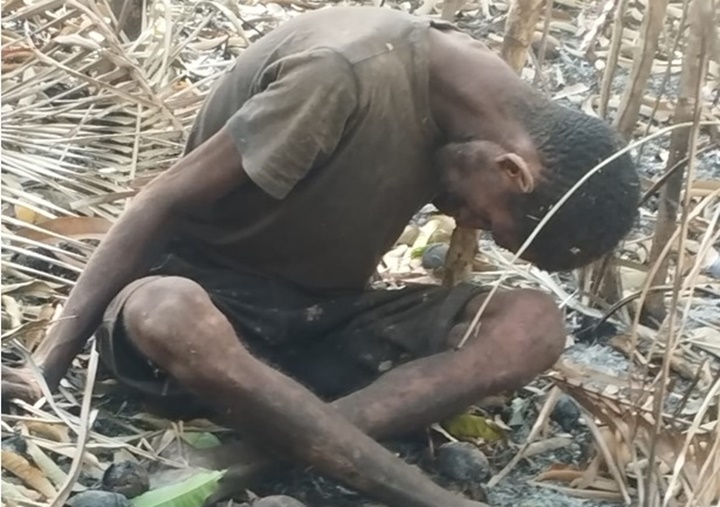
[178, 7, 454, 292]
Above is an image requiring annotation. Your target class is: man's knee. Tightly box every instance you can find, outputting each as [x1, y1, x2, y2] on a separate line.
[505, 289, 565, 356]
[122, 276, 222, 355]
[458, 289, 566, 364]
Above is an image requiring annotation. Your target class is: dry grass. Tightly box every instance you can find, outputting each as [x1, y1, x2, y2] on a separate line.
[1, 0, 719, 506]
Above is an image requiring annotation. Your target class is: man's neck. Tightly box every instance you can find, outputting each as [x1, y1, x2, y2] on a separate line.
[427, 28, 527, 146]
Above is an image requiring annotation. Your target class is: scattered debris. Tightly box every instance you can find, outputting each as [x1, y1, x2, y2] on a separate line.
[1, 0, 718, 506]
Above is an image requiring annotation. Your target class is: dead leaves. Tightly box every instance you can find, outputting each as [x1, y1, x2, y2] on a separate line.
[534, 463, 631, 502]
[1, 449, 58, 500]
[688, 327, 720, 358]
[1, 1, 718, 506]
[25, 421, 71, 444]
[0, 0, 247, 502]
[549, 368, 720, 505]
[13, 217, 112, 243]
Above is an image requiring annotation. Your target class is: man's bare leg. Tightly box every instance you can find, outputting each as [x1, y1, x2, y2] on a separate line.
[123, 277, 489, 507]
[333, 288, 566, 440]
[215, 288, 565, 502]
[203, 288, 566, 503]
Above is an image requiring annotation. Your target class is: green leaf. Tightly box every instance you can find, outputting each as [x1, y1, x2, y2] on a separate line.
[180, 432, 222, 449]
[410, 245, 428, 259]
[131, 470, 225, 507]
[442, 413, 505, 442]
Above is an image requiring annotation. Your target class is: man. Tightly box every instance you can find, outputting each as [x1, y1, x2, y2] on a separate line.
[2, 6, 639, 507]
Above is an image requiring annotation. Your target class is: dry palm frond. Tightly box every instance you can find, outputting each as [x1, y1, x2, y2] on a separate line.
[0, 0, 250, 288]
[0, 0, 275, 503]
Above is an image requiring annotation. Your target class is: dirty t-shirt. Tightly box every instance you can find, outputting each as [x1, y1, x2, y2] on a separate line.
[178, 7, 449, 292]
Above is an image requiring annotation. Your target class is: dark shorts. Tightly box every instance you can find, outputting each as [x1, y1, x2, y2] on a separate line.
[96, 251, 487, 412]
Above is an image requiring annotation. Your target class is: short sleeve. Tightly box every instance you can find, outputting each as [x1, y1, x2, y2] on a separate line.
[225, 49, 358, 199]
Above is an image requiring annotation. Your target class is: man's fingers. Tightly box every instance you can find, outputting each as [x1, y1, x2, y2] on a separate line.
[1, 366, 43, 407]
[2, 381, 37, 405]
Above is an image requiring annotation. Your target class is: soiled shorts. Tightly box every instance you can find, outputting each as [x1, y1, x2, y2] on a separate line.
[96, 251, 487, 412]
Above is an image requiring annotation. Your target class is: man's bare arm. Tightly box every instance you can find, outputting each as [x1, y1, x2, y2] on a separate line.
[32, 128, 249, 390]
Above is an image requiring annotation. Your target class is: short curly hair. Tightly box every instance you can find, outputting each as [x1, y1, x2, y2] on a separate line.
[510, 91, 640, 272]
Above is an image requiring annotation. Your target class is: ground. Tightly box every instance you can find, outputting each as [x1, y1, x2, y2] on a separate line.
[1, 0, 719, 506]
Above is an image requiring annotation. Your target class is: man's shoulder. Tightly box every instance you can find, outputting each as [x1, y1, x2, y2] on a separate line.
[280, 6, 424, 34]
[262, 7, 431, 63]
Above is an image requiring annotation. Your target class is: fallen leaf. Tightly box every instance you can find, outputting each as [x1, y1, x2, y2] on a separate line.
[1, 449, 57, 499]
[2, 295, 23, 329]
[535, 465, 584, 483]
[442, 412, 505, 443]
[24, 304, 55, 351]
[24, 420, 71, 443]
[131, 469, 225, 507]
[524, 437, 573, 458]
[24, 439, 68, 489]
[180, 432, 221, 450]
[687, 327, 720, 358]
[13, 216, 112, 244]
[1, 478, 42, 502]
[2, 280, 62, 297]
[13, 204, 39, 224]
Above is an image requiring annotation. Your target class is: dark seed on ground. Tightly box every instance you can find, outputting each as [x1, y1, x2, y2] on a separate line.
[551, 394, 581, 432]
[67, 490, 131, 507]
[436, 441, 491, 482]
[531, 33, 561, 60]
[1, 435, 27, 454]
[102, 461, 150, 498]
[421, 243, 450, 270]
[253, 495, 308, 507]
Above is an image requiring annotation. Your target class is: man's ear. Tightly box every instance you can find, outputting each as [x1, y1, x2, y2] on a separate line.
[495, 153, 536, 194]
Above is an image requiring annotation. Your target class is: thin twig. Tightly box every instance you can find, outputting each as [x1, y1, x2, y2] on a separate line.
[639, 142, 716, 206]
[599, 0, 630, 118]
[634, 0, 692, 164]
[647, 0, 709, 498]
[488, 386, 562, 487]
[581, 408, 632, 505]
[49, 344, 99, 507]
[533, 0, 554, 87]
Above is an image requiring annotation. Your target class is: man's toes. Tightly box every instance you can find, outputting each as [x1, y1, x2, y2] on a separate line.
[2, 382, 36, 404]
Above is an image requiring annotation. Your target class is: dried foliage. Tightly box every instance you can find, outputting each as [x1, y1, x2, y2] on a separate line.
[1, 0, 719, 506]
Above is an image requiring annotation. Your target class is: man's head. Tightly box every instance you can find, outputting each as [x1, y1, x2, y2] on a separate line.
[434, 91, 640, 272]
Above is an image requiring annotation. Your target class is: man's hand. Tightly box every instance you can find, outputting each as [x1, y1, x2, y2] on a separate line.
[1, 365, 43, 406]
